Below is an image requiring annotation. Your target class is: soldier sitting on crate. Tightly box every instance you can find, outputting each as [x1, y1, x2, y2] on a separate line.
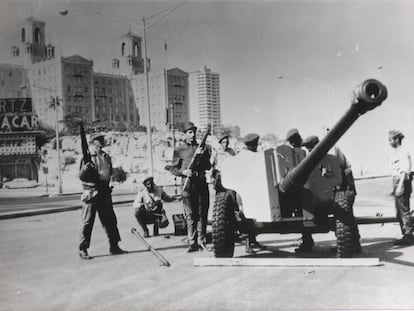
[133, 177, 180, 238]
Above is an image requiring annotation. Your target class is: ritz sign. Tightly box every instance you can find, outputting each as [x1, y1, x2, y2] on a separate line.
[0, 98, 38, 132]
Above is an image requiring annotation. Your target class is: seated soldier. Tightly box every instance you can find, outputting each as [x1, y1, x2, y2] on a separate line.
[133, 177, 179, 237]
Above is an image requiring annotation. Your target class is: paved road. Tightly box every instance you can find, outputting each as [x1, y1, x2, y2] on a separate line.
[1, 177, 414, 310]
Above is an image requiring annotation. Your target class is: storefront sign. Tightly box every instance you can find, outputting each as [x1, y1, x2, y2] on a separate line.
[0, 134, 37, 155]
[0, 98, 38, 132]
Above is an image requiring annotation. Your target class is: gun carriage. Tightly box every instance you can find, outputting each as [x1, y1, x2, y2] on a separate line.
[213, 79, 388, 258]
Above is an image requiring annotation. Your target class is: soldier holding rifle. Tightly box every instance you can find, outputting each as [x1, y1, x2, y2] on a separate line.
[170, 122, 212, 252]
[78, 132, 127, 259]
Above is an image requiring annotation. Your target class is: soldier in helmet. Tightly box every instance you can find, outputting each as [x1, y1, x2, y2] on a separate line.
[211, 134, 236, 191]
[169, 122, 212, 252]
[78, 133, 127, 259]
[388, 129, 414, 245]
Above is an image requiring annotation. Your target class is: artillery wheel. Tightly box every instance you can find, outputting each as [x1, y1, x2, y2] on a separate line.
[213, 191, 236, 258]
[334, 191, 354, 258]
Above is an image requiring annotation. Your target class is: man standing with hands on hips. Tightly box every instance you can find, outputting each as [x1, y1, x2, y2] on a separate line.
[388, 130, 414, 245]
[170, 122, 212, 252]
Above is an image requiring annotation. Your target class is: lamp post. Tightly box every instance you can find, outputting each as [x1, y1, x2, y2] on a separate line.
[21, 84, 63, 194]
[59, 3, 183, 177]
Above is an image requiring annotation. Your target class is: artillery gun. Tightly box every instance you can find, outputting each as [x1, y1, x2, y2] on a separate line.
[213, 79, 388, 258]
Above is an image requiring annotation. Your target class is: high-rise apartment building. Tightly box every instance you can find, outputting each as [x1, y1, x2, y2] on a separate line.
[189, 66, 222, 134]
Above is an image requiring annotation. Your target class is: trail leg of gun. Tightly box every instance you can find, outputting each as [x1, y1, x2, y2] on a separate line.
[131, 228, 170, 267]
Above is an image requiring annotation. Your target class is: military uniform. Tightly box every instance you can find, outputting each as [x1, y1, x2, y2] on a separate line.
[170, 123, 211, 251]
[133, 178, 174, 237]
[78, 133, 124, 258]
[389, 130, 413, 243]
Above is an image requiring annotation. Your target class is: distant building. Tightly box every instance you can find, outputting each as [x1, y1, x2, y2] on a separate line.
[93, 72, 135, 130]
[133, 68, 189, 131]
[5, 17, 139, 130]
[189, 66, 222, 134]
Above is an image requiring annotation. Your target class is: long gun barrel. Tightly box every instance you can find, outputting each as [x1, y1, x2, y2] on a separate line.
[80, 121, 91, 164]
[280, 79, 387, 193]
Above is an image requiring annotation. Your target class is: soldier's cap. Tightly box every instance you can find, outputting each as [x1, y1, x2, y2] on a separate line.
[389, 129, 404, 140]
[89, 133, 105, 143]
[182, 121, 197, 133]
[302, 135, 319, 148]
[218, 134, 230, 143]
[243, 133, 260, 145]
[143, 176, 154, 185]
[286, 128, 300, 140]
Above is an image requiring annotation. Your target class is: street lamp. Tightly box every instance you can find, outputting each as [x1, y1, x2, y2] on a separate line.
[59, 3, 183, 177]
[21, 84, 63, 194]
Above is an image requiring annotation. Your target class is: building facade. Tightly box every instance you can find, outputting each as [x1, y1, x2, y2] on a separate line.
[133, 67, 189, 131]
[189, 66, 222, 134]
[94, 72, 136, 130]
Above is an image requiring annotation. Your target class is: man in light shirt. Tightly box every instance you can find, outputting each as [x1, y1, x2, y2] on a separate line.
[78, 133, 127, 259]
[388, 130, 413, 245]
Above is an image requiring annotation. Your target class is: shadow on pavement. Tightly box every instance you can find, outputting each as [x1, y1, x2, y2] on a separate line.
[233, 236, 414, 267]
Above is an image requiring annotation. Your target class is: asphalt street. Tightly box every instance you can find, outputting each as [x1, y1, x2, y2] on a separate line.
[1, 178, 414, 311]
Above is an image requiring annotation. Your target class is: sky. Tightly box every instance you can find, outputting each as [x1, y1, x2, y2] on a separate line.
[1, 0, 414, 173]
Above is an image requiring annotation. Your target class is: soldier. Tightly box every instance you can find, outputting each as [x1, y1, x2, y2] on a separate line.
[388, 130, 413, 245]
[302, 135, 319, 152]
[299, 134, 361, 254]
[133, 176, 179, 237]
[238, 133, 265, 253]
[169, 122, 212, 252]
[78, 133, 127, 260]
[285, 129, 316, 253]
[211, 134, 236, 191]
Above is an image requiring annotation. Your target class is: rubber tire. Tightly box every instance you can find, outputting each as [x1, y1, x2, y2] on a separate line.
[213, 191, 236, 258]
[334, 191, 353, 258]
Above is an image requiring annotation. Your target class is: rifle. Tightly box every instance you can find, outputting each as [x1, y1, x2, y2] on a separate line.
[79, 121, 99, 183]
[182, 124, 211, 192]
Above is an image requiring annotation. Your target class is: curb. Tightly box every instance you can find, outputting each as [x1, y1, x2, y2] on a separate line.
[0, 199, 134, 220]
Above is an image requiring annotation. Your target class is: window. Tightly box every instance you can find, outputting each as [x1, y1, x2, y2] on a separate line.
[21, 28, 25, 42]
[121, 42, 125, 56]
[34, 27, 42, 44]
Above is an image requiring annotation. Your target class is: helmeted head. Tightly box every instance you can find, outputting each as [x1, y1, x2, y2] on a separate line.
[286, 128, 302, 148]
[218, 134, 230, 149]
[182, 121, 197, 143]
[243, 133, 260, 151]
[302, 135, 319, 152]
[142, 176, 155, 192]
[388, 129, 404, 148]
[89, 133, 105, 152]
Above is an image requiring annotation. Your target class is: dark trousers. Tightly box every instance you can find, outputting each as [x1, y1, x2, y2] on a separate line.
[393, 177, 413, 236]
[79, 187, 121, 250]
[183, 193, 209, 246]
[134, 206, 160, 235]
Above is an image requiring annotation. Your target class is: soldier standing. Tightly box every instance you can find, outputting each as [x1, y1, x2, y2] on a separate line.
[78, 133, 127, 259]
[211, 134, 236, 191]
[388, 130, 413, 245]
[170, 122, 212, 252]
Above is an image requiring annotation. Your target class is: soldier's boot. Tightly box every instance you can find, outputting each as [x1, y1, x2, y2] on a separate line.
[110, 242, 128, 255]
[153, 222, 159, 237]
[78, 248, 92, 260]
